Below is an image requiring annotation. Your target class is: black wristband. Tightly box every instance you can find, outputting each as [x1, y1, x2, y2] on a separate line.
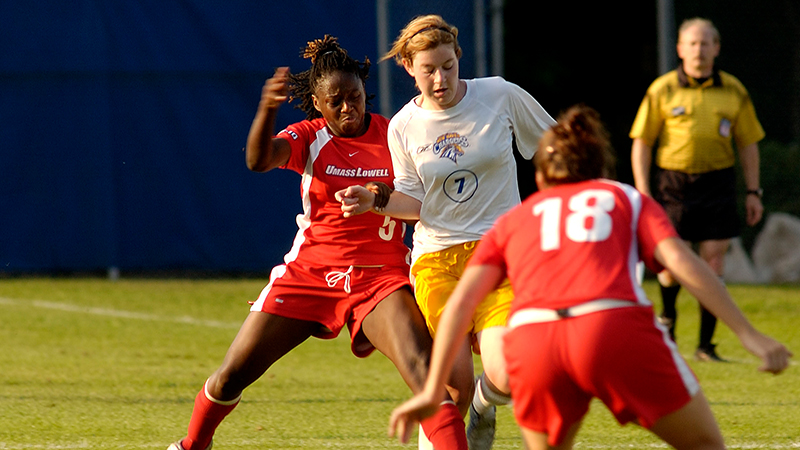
[365, 181, 393, 211]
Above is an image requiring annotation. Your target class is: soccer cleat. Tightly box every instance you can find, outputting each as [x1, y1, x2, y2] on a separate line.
[466, 403, 496, 450]
[694, 344, 728, 362]
[167, 440, 212, 450]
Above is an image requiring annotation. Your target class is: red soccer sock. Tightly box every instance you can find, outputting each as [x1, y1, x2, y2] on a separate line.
[420, 402, 468, 450]
[181, 381, 240, 450]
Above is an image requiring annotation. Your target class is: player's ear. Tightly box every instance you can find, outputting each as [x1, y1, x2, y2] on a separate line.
[312, 94, 322, 112]
[402, 59, 415, 77]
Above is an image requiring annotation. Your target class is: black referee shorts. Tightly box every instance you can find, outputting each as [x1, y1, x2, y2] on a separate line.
[653, 167, 740, 242]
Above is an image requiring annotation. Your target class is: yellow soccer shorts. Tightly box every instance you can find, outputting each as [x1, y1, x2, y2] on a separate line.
[411, 240, 513, 339]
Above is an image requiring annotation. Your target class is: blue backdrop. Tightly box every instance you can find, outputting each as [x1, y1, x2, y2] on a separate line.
[0, 1, 478, 273]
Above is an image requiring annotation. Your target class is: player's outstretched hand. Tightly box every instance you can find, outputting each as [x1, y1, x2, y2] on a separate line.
[388, 392, 441, 444]
[738, 329, 792, 374]
[335, 185, 375, 218]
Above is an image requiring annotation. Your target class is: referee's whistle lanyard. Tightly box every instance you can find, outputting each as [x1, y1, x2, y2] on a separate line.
[325, 265, 354, 294]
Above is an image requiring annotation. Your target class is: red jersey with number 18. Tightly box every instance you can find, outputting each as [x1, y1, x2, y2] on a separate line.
[276, 113, 409, 267]
[470, 180, 678, 313]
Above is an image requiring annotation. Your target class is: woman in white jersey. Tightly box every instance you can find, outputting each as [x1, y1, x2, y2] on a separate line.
[336, 14, 555, 449]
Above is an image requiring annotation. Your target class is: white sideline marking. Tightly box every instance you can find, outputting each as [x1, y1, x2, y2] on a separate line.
[0, 296, 241, 329]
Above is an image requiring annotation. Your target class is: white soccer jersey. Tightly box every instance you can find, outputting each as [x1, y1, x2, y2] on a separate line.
[388, 77, 555, 263]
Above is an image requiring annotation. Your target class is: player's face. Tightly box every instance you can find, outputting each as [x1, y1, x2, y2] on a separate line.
[404, 44, 462, 110]
[313, 71, 367, 137]
[677, 23, 720, 78]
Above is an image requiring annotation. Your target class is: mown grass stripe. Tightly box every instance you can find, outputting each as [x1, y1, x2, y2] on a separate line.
[0, 296, 240, 329]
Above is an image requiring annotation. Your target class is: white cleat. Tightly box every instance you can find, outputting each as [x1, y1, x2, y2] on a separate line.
[167, 440, 212, 450]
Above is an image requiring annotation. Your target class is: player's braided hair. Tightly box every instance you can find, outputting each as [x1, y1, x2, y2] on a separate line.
[289, 35, 373, 120]
[535, 105, 616, 185]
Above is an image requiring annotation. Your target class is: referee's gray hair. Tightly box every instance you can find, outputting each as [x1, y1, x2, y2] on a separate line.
[678, 17, 720, 44]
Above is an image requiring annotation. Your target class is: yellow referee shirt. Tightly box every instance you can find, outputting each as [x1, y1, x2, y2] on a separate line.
[629, 67, 765, 174]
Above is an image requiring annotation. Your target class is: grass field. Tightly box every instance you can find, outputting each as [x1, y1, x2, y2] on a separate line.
[0, 277, 797, 449]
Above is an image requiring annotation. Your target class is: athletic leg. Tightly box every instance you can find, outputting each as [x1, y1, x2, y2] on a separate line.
[178, 311, 318, 450]
[361, 287, 470, 450]
[697, 306, 719, 352]
[695, 239, 731, 361]
[659, 281, 680, 341]
[476, 326, 510, 395]
[657, 257, 686, 342]
[360, 288, 432, 391]
[653, 170, 685, 342]
[647, 390, 725, 449]
[468, 327, 512, 450]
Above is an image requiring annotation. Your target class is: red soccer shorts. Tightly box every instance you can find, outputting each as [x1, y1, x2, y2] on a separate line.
[504, 305, 698, 446]
[251, 261, 411, 357]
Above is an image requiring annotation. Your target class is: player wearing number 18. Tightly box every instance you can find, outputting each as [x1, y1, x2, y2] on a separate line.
[387, 105, 791, 450]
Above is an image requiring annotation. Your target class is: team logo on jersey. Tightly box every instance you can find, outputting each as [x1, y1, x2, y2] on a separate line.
[430, 132, 468, 163]
[718, 118, 731, 138]
[325, 165, 390, 178]
[671, 106, 686, 117]
[279, 128, 299, 140]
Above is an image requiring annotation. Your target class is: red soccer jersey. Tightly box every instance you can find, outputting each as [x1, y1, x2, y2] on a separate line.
[276, 113, 409, 267]
[470, 179, 678, 313]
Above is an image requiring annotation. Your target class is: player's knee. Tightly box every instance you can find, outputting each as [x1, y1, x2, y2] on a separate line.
[210, 365, 253, 401]
[477, 329, 510, 394]
[482, 366, 510, 396]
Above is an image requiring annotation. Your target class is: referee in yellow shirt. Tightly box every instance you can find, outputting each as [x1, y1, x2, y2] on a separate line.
[630, 17, 765, 362]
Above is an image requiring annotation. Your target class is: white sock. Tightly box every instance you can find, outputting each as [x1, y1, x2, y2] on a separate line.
[471, 377, 492, 415]
[418, 423, 434, 450]
[472, 373, 511, 415]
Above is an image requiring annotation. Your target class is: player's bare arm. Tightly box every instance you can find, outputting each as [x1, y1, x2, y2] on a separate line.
[631, 138, 653, 196]
[738, 142, 764, 226]
[336, 187, 422, 220]
[654, 237, 792, 374]
[246, 67, 292, 172]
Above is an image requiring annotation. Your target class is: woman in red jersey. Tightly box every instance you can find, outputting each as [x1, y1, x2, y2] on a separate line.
[166, 36, 467, 450]
[388, 105, 792, 450]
